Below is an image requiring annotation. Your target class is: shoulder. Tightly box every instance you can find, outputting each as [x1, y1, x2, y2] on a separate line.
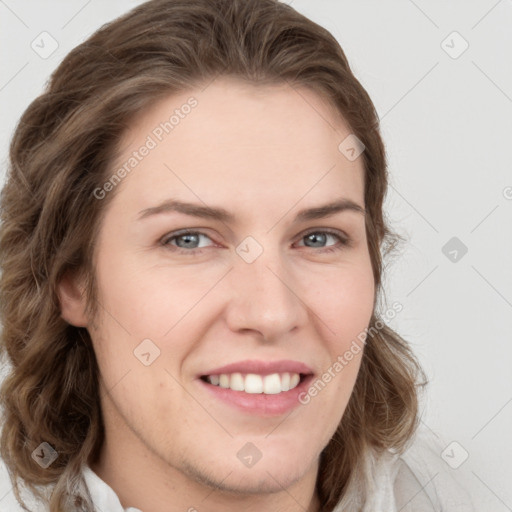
[390, 426, 475, 512]
[334, 425, 477, 511]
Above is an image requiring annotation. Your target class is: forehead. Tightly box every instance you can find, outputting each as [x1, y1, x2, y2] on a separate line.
[109, 77, 365, 216]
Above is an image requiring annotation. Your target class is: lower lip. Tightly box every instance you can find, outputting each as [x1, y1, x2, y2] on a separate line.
[197, 375, 315, 416]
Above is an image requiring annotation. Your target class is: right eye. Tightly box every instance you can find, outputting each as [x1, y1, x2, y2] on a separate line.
[161, 230, 216, 254]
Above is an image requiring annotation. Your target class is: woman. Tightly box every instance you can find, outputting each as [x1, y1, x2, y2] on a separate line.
[0, 0, 474, 510]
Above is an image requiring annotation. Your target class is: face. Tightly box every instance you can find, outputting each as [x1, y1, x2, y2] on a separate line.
[64, 77, 375, 497]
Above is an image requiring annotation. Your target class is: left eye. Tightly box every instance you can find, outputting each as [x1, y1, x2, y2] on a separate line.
[296, 230, 345, 249]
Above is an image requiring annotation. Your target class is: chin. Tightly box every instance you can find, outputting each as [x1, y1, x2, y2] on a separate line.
[184, 458, 309, 495]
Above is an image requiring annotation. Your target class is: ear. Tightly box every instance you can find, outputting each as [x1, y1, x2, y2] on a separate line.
[57, 270, 89, 327]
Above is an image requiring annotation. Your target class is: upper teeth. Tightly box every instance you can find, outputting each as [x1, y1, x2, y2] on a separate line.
[206, 372, 301, 394]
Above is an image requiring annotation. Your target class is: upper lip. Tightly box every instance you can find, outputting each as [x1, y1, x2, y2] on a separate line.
[200, 359, 314, 377]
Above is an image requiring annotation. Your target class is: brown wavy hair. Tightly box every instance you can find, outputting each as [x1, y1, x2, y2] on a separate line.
[0, 0, 426, 510]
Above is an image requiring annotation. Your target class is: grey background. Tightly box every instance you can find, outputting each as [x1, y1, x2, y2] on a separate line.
[1, 0, 511, 509]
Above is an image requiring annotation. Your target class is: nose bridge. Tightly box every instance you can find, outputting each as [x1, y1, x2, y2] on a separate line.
[225, 240, 306, 339]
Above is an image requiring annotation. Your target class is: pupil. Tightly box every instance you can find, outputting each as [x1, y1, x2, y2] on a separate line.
[178, 233, 198, 248]
[306, 233, 326, 247]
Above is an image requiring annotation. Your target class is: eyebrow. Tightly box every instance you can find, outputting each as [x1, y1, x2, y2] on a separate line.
[137, 197, 365, 223]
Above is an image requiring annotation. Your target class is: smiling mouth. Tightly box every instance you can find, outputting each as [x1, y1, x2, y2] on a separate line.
[200, 372, 307, 394]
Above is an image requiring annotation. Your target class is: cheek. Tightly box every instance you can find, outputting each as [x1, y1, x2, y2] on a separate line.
[94, 249, 225, 340]
[298, 264, 373, 431]
[296, 260, 374, 414]
[305, 261, 375, 346]
[88, 251, 229, 399]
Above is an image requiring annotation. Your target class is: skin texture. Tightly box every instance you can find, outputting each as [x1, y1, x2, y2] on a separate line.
[59, 77, 375, 512]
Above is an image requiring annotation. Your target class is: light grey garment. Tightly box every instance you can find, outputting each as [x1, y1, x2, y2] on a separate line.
[331, 426, 475, 512]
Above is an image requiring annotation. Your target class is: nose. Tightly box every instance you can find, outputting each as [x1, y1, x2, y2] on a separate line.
[223, 246, 308, 342]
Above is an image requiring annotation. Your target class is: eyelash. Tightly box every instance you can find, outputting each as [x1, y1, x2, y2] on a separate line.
[160, 228, 351, 255]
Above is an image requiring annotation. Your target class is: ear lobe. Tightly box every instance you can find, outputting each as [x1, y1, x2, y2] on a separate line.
[57, 270, 88, 327]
